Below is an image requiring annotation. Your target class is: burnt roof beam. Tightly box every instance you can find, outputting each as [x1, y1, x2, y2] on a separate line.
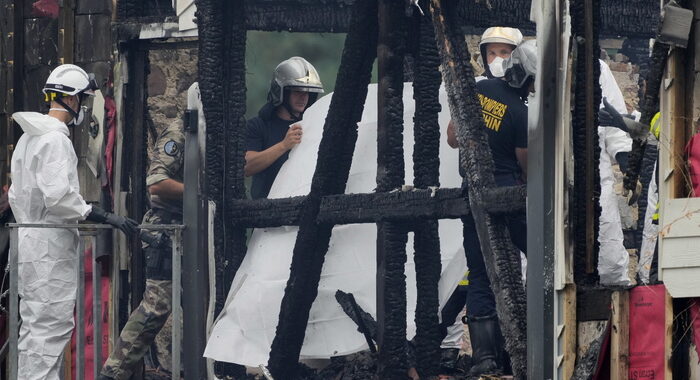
[227, 186, 526, 227]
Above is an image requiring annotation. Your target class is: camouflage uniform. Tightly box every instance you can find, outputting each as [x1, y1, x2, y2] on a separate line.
[101, 125, 184, 380]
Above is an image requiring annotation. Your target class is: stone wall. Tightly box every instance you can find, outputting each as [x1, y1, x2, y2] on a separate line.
[147, 46, 198, 145]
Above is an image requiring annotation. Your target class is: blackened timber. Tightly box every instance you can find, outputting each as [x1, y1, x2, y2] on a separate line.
[429, 0, 527, 378]
[227, 186, 526, 227]
[410, 4, 442, 377]
[624, 41, 669, 193]
[266, 0, 377, 377]
[221, 0, 248, 307]
[196, 0, 248, 377]
[125, 44, 148, 312]
[571, 0, 602, 284]
[376, 0, 410, 377]
[209, 0, 661, 36]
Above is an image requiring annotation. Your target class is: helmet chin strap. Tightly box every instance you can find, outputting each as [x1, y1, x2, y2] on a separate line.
[282, 100, 303, 122]
[54, 96, 80, 122]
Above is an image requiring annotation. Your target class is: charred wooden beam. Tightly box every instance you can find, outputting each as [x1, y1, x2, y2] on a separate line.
[266, 0, 378, 377]
[429, 0, 527, 377]
[227, 185, 526, 227]
[624, 41, 670, 193]
[246, 0, 659, 36]
[196, 0, 248, 377]
[410, 4, 442, 377]
[375, 0, 410, 378]
[571, 0, 602, 284]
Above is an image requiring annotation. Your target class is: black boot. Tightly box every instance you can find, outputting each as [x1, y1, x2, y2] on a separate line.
[466, 314, 503, 377]
[439, 347, 462, 375]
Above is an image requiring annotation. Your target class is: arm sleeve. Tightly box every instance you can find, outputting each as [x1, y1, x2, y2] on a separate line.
[36, 136, 91, 222]
[146, 130, 184, 186]
[599, 59, 632, 157]
[514, 104, 528, 148]
[246, 119, 264, 152]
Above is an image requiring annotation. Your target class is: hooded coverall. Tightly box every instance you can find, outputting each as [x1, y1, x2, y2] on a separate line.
[597, 60, 633, 286]
[9, 112, 92, 380]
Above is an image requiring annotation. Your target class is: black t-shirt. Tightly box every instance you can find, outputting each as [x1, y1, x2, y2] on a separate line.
[246, 103, 294, 199]
[476, 78, 528, 178]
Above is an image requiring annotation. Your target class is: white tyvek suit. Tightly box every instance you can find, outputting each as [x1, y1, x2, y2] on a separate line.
[597, 61, 633, 285]
[638, 166, 658, 284]
[8, 112, 92, 380]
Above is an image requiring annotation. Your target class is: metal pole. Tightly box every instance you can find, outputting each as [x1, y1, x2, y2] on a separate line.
[183, 108, 207, 379]
[9, 227, 18, 380]
[171, 229, 182, 379]
[92, 235, 102, 379]
[76, 236, 85, 380]
[528, 0, 557, 378]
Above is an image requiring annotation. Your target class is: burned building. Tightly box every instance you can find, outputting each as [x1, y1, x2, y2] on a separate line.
[2, 0, 700, 379]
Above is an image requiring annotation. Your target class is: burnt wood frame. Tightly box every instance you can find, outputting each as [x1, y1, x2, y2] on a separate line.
[108, 0, 665, 378]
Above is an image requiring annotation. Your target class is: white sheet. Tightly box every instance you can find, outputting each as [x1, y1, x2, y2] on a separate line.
[204, 83, 467, 366]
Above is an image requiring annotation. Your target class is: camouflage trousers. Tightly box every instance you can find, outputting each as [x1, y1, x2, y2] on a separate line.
[100, 279, 172, 379]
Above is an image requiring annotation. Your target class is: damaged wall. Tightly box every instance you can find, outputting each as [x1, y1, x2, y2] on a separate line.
[147, 46, 198, 140]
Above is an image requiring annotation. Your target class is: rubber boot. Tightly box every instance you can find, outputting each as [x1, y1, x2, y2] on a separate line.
[439, 347, 461, 375]
[466, 314, 502, 377]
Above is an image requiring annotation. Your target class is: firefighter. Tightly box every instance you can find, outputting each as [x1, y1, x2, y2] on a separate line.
[459, 40, 536, 378]
[245, 56, 324, 199]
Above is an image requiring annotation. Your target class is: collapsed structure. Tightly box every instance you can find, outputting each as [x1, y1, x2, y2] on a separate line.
[2, 0, 700, 379]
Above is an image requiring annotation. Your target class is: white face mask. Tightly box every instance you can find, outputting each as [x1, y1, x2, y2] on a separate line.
[488, 56, 506, 78]
[49, 105, 86, 126]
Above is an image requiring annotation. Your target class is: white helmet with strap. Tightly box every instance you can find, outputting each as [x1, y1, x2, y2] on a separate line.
[43, 64, 97, 100]
[43, 64, 98, 125]
[479, 27, 524, 78]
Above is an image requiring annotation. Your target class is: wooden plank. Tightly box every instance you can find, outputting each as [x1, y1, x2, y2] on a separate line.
[561, 284, 577, 379]
[58, 0, 74, 64]
[64, 344, 72, 380]
[610, 291, 629, 380]
[76, 0, 111, 15]
[664, 288, 673, 380]
[74, 14, 110, 63]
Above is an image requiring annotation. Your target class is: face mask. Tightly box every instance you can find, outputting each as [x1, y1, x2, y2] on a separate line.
[49, 105, 86, 126]
[74, 107, 86, 126]
[488, 56, 506, 78]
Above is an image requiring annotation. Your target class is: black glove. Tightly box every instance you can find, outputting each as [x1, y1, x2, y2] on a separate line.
[615, 152, 629, 174]
[600, 98, 649, 140]
[86, 206, 139, 235]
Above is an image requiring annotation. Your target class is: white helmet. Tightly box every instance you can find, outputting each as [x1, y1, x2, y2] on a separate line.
[479, 27, 524, 78]
[43, 64, 97, 99]
[503, 40, 538, 89]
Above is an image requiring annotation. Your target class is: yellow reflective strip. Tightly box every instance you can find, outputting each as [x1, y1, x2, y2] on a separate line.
[650, 112, 661, 139]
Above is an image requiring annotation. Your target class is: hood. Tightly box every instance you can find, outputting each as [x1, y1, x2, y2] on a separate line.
[257, 102, 277, 121]
[12, 112, 69, 137]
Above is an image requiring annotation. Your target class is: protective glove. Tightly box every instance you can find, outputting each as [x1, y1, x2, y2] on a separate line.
[615, 151, 630, 174]
[623, 180, 643, 206]
[599, 98, 650, 141]
[86, 206, 139, 235]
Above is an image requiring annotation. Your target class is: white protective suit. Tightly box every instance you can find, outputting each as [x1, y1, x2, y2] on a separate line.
[205, 84, 467, 366]
[597, 61, 633, 286]
[638, 166, 658, 284]
[8, 112, 92, 380]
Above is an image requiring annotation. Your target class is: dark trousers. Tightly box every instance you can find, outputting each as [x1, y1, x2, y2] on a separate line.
[464, 174, 527, 318]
